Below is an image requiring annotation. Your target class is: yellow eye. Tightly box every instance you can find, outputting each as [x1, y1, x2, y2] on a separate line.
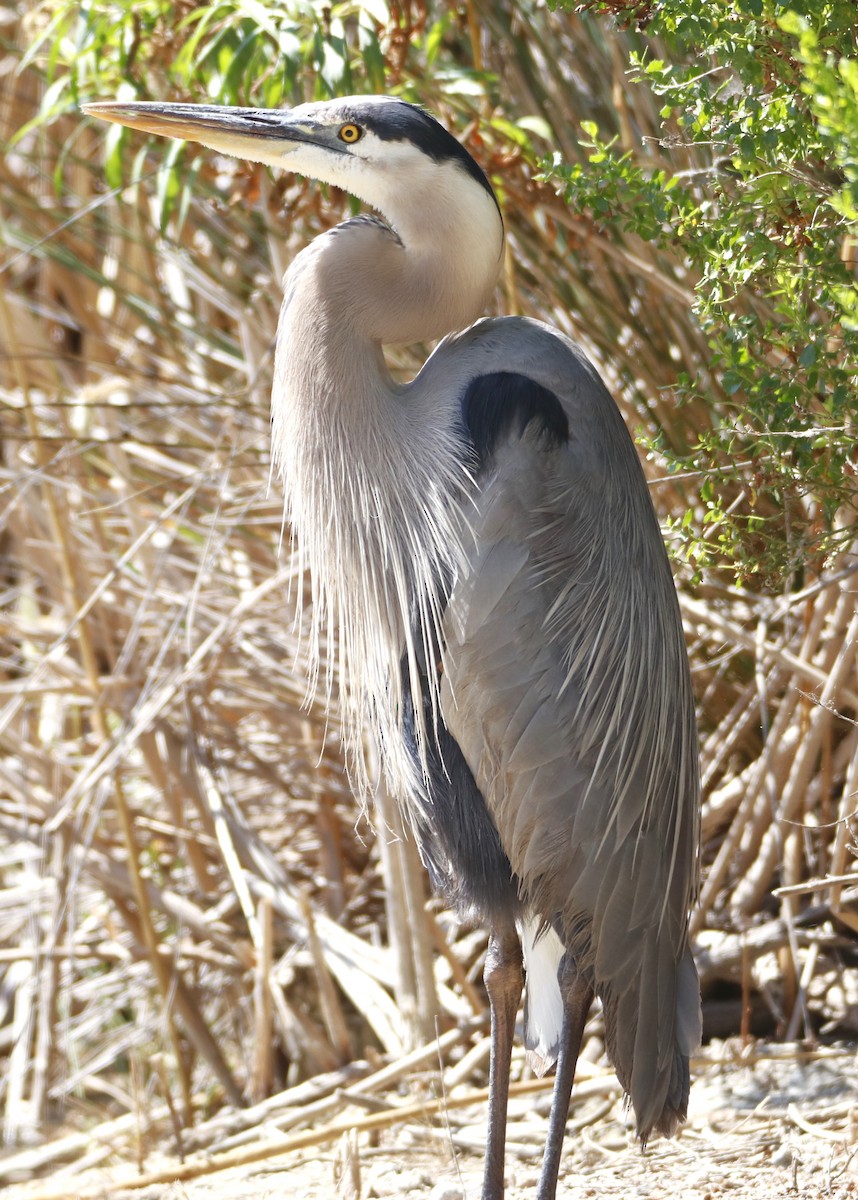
[338, 122, 362, 144]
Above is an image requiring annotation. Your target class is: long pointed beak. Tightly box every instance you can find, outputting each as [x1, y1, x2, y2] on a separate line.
[82, 100, 328, 162]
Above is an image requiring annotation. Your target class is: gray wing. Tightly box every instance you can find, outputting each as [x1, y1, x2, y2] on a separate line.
[434, 318, 700, 1138]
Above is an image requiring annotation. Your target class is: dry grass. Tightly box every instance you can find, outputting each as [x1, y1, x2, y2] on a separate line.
[1, 0, 857, 1189]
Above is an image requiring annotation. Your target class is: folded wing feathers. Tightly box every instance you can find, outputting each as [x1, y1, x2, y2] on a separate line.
[442, 408, 699, 1141]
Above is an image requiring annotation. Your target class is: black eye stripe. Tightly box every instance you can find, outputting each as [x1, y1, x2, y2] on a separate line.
[347, 101, 498, 211]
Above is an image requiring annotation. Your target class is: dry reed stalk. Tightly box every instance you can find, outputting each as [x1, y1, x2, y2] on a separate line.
[374, 777, 440, 1048]
[251, 895, 274, 1104]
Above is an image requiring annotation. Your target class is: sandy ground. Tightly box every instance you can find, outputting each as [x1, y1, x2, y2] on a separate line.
[7, 1044, 858, 1200]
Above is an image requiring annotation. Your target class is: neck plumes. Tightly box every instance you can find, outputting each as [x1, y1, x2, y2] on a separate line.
[271, 179, 502, 793]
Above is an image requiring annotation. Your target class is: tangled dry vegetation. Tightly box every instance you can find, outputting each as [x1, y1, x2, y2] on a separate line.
[1, 2, 857, 1193]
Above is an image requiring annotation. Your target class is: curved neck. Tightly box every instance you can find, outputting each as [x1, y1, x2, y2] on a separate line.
[304, 177, 503, 345]
[271, 168, 507, 526]
[379, 177, 504, 343]
[270, 165, 502, 795]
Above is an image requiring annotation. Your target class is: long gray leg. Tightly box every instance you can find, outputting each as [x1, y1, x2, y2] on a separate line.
[481, 929, 524, 1200]
[536, 958, 593, 1200]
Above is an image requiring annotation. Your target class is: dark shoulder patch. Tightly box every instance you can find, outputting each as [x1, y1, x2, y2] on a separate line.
[462, 370, 569, 467]
[356, 101, 499, 212]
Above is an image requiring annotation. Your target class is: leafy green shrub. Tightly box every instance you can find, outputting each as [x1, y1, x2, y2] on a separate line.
[549, 0, 858, 585]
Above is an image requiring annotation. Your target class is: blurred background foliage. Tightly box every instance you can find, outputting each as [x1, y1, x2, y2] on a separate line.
[556, 0, 858, 586]
[1, 0, 858, 1177]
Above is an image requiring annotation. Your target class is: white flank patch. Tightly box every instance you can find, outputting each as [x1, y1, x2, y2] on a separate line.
[518, 915, 565, 1077]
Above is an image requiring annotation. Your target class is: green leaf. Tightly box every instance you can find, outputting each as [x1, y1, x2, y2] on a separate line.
[425, 14, 452, 66]
[517, 115, 553, 142]
[490, 116, 532, 149]
[359, 24, 386, 92]
[104, 122, 126, 191]
[154, 139, 186, 233]
[798, 343, 817, 367]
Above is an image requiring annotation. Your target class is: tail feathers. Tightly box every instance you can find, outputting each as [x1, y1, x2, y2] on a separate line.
[603, 942, 700, 1141]
[518, 918, 700, 1143]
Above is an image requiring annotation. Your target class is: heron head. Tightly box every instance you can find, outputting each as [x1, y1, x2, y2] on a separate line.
[83, 95, 500, 240]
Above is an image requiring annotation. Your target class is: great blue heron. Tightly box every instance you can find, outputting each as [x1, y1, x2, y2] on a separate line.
[84, 94, 700, 1200]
